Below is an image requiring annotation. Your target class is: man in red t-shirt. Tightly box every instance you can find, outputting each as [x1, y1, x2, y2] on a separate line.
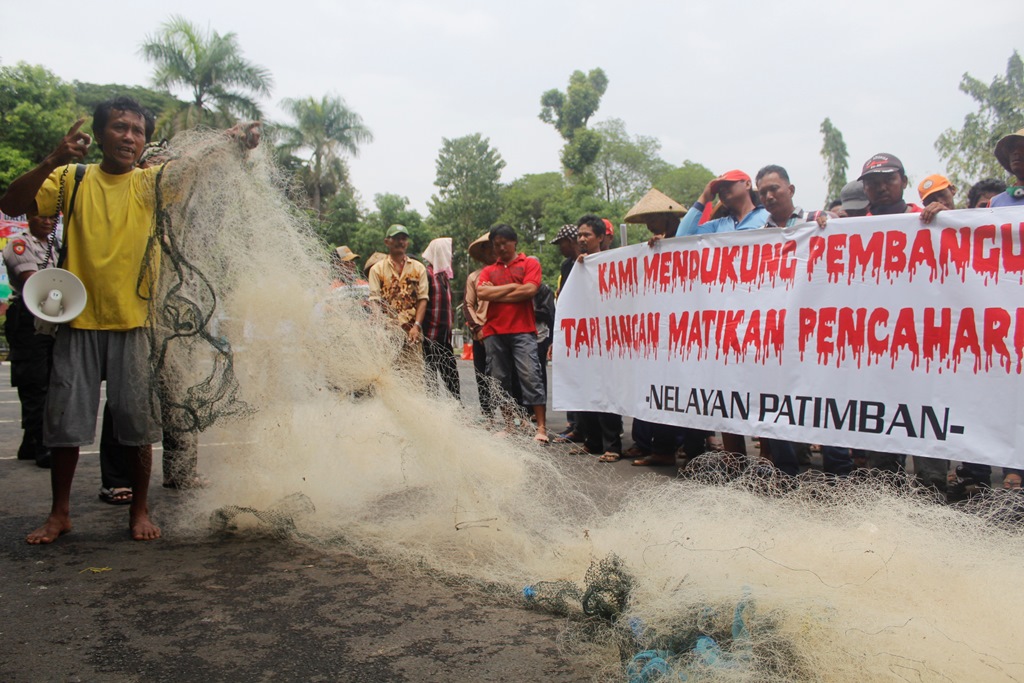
[477, 224, 548, 442]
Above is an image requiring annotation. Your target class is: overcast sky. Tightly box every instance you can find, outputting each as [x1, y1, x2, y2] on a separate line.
[3, 1, 1022, 216]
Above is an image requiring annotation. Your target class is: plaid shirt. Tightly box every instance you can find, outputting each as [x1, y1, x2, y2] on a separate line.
[423, 264, 453, 342]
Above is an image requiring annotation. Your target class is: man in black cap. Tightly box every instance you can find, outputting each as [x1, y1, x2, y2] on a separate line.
[550, 224, 579, 300]
[834, 153, 948, 491]
[858, 153, 922, 216]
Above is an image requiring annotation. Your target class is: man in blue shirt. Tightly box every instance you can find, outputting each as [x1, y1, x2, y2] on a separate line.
[678, 170, 770, 236]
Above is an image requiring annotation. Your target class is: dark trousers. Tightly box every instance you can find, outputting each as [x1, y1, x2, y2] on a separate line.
[100, 402, 133, 489]
[471, 338, 493, 418]
[819, 446, 856, 476]
[536, 337, 551, 399]
[5, 299, 53, 461]
[758, 438, 800, 476]
[578, 411, 622, 455]
[422, 333, 461, 400]
[631, 419, 688, 455]
[100, 402, 199, 489]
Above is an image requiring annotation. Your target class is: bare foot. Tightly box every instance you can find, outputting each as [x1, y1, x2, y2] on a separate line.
[26, 514, 72, 545]
[130, 512, 161, 541]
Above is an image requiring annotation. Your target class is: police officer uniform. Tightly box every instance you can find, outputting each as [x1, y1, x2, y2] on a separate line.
[3, 232, 58, 467]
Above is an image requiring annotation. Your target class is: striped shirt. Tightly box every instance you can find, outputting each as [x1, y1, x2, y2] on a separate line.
[423, 264, 453, 342]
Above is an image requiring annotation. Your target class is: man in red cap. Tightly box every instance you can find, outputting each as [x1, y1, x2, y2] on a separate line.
[678, 170, 770, 236]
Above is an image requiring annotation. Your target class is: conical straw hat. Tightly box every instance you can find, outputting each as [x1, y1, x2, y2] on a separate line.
[624, 188, 687, 223]
[468, 233, 496, 265]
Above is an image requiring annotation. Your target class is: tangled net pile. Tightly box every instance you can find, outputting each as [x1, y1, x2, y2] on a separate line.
[149, 130, 1024, 681]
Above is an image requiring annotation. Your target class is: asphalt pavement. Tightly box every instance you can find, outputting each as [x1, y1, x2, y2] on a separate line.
[0, 360, 671, 683]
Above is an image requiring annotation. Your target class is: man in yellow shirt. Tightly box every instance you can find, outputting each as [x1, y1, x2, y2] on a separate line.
[0, 97, 259, 544]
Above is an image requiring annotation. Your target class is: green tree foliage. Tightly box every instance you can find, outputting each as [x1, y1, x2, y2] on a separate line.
[73, 81, 185, 130]
[314, 189, 363, 249]
[936, 51, 1024, 189]
[139, 15, 273, 136]
[278, 94, 373, 217]
[539, 68, 609, 176]
[592, 118, 670, 206]
[653, 161, 716, 207]
[496, 171, 632, 285]
[342, 193, 430, 271]
[498, 173, 567, 284]
[427, 133, 505, 287]
[819, 117, 849, 206]
[0, 63, 83, 192]
[500, 172, 566, 233]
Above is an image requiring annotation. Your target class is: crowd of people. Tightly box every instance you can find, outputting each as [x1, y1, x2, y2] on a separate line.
[3, 91, 1022, 544]
[343, 131, 1024, 500]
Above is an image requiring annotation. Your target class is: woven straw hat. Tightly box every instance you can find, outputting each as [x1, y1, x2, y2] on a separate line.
[362, 251, 386, 276]
[335, 245, 359, 262]
[624, 188, 688, 223]
[994, 128, 1024, 176]
[468, 233, 496, 265]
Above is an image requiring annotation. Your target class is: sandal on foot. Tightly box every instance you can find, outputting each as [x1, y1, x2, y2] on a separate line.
[632, 454, 676, 467]
[534, 433, 550, 444]
[598, 452, 622, 463]
[552, 430, 581, 444]
[99, 487, 133, 505]
[623, 446, 647, 458]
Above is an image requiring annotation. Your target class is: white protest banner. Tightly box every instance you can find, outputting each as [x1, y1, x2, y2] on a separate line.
[552, 207, 1024, 469]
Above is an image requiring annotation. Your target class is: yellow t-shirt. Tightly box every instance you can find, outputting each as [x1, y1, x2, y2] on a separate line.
[35, 164, 161, 330]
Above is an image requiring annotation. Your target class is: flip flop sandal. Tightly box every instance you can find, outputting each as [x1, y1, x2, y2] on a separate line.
[598, 452, 622, 463]
[99, 487, 133, 505]
[632, 455, 677, 467]
[552, 431, 581, 444]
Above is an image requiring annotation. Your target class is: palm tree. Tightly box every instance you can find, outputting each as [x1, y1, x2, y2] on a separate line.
[279, 95, 373, 216]
[139, 16, 273, 136]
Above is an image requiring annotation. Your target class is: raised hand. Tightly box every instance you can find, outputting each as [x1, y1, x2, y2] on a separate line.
[47, 118, 92, 166]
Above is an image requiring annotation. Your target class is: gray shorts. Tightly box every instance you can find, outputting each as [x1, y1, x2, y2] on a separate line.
[43, 327, 162, 447]
[483, 333, 546, 406]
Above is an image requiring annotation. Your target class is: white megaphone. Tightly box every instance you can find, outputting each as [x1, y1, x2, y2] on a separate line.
[22, 268, 88, 324]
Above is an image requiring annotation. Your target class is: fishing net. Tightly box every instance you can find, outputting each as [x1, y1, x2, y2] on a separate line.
[148, 130, 1024, 682]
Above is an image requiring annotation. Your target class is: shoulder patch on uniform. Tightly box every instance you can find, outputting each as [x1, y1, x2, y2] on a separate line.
[11, 240, 25, 255]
